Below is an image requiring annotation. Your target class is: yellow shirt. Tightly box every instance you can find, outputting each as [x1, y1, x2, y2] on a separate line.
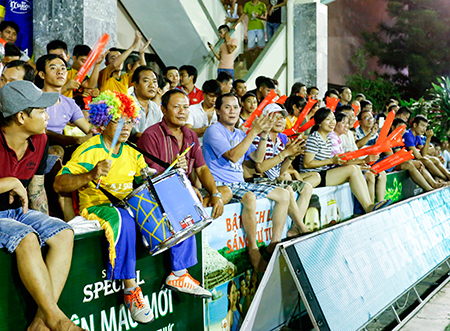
[62, 68, 78, 98]
[98, 68, 130, 94]
[58, 134, 146, 211]
[285, 115, 297, 130]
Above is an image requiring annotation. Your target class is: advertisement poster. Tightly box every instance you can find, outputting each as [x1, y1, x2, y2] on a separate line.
[202, 183, 354, 330]
[0, 231, 205, 331]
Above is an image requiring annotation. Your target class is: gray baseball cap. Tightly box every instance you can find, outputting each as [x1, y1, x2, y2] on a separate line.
[263, 103, 288, 117]
[0, 80, 59, 117]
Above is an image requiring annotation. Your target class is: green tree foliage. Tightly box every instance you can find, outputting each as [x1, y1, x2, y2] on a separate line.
[346, 49, 401, 112]
[362, 0, 450, 98]
[402, 77, 450, 140]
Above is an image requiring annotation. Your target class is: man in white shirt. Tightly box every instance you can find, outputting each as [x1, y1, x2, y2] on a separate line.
[186, 79, 222, 145]
[130, 66, 163, 142]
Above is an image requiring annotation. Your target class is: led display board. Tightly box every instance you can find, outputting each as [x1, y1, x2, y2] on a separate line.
[285, 188, 450, 331]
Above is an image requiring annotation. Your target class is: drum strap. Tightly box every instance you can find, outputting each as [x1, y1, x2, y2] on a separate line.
[126, 142, 170, 169]
[92, 181, 128, 209]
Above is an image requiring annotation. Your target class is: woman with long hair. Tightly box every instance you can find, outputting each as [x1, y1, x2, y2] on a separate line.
[299, 107, 391, 213]
[331, 111, 387, 204]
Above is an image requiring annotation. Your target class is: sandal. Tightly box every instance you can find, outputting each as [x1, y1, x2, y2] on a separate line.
[372, 199, 392, 212]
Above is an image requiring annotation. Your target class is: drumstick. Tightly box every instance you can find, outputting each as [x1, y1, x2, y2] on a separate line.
[163, 142, 195, 175]
[96, 118, 125, 189]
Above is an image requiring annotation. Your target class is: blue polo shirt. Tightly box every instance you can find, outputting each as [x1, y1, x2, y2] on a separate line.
[403, 129, 423, 148]
[203, 122, 256, 183]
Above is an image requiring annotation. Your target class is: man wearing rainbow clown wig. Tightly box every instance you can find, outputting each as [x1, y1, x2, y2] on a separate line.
[54, 91, 155, 324]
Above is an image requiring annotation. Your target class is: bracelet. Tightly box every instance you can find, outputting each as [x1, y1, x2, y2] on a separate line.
[260, 136, 268, 141]
[288, 156, 295, 161]
[278, 154, 285, 162]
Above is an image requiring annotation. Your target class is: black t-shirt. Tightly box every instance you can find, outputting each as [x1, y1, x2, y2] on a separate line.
[0, 131, 49, 211]
[267, 0, 283, 24]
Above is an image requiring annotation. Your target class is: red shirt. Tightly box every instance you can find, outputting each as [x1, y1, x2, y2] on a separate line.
[187, 86, 204, 105]
[0, 130, 48, 210]
[137, 119, 206, 176]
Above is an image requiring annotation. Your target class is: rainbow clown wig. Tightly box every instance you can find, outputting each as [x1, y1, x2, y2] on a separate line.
[88, 90, 140, 131]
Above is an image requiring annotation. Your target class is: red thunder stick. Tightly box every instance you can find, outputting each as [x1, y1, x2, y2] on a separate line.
[276, 95, 287, 105]
[75, 33, 110, 84]
[376, 110, 396, 144]
[370, 148, 414, 174]
[326, 96, 340, 111]
[339, 125, 406, 161]
[243, 89, 278, 129]
[283, 97, 318, 136]
[352, 104, 360, 128]
[367, 110, 397, 165]
[298, 118, 315, 133]
[352, 104, 360, 117]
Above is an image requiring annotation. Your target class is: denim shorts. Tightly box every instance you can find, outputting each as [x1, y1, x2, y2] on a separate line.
[0, 208, 72, 253]
[217, 68, 235, 79]
[247, 29, 265, 49]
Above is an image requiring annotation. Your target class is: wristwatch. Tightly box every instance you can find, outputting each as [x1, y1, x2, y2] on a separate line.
[212, 192, 222, 199]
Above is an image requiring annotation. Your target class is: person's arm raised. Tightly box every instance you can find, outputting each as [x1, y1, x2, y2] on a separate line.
[208, 42, 221, 61]
[85, 51, 107, 89]
[224, 32, 237, 54]
[230, 12, 246, 29]
[108, 31, 142, 72]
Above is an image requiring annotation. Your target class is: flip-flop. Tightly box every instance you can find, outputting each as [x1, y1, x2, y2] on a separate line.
[372, 199, 393, 212]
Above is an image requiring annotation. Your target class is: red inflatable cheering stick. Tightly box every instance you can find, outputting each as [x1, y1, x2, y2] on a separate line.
[365, 110, 397, 165]
[376, 110, 396, 144]
[276, 95, 287, 105]
[283, 96, 318, 136]
[339, 125, 406, 161]
[75, 33, 110, 84]
[370, 148, 414, 174]
[242, 89, 278, 131]
[352, 104, 360, 129]
[326, 96, 340, 111]
[298, 118, 315, 133]
[352, 103, 360, 117]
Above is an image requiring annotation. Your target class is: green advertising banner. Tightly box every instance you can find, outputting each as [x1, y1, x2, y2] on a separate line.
[0, 231, 204, 331]
[0, 171, 425, 331]
[384, 170, 424, 202]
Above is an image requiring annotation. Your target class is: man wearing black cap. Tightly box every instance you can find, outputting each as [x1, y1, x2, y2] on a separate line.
[0, 81, 83, 331]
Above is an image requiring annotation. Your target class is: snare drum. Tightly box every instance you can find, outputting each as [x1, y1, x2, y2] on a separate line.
[124, 169, 212, 255]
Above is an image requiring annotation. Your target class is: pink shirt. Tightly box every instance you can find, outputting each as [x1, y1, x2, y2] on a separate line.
[329, 131, 344, 156]
[219, 38, 238, 69]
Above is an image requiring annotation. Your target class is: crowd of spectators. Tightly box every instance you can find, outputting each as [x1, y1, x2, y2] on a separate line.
[0, 2, 449, 329]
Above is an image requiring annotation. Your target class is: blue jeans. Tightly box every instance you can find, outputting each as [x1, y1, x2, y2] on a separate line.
[247, 29, 265, 49]
[217, 68, 235, 80]
[266, 22, 281, 41]
[0, 208, 71, 253]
